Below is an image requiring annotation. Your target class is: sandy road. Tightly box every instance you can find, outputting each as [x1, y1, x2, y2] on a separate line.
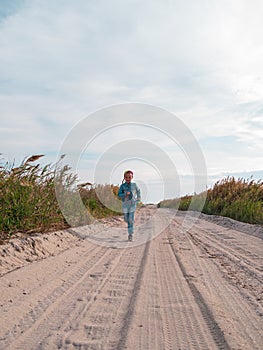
[0, 206, 262, 349]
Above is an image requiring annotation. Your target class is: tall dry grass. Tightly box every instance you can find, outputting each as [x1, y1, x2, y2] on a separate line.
[79, 184, 121, 218]
[203, 177, 263, 224]
[0, 155, 121, 242]
[158, 176, 263, 225]
[0, 155, 70, 242]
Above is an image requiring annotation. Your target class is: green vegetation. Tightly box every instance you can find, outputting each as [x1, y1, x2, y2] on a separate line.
[79, 183, 121, 219]
[0, 155, 121, 243]
[158, 177, 263, 225]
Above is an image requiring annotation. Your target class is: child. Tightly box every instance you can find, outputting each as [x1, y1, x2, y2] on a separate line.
[118, 170, 141, 241]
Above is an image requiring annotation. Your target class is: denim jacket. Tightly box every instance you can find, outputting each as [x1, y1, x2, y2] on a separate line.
[118, 182, 141, 207]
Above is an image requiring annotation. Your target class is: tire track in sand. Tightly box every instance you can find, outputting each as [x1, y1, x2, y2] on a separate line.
[167, 216, 263, 350]
[2, 244, 109, 349]
[119, 209, 227, 350]
[1, 207, 262, 349]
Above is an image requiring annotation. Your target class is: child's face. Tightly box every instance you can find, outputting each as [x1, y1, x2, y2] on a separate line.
[124, 173, 133, 183]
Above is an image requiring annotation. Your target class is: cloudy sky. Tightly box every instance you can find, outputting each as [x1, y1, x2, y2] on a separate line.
[1, 0, 262, 202]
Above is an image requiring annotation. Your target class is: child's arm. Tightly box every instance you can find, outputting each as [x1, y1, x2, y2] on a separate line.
[118, 184, 125, 199]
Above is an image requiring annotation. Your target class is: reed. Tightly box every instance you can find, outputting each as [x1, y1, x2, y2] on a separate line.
[0, 155, 121, 242]
[79, 183, 121, 219]
[158, 176, 263, 225]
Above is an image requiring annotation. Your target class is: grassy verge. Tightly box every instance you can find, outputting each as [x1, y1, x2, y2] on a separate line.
[158, 177, 263, 225]
[0, 155, 121, 243]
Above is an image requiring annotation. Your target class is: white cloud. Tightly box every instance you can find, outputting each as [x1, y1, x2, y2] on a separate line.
[0, 0, 262, 199]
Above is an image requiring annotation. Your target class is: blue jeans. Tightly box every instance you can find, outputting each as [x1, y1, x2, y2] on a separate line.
[123, 207, 135, 235]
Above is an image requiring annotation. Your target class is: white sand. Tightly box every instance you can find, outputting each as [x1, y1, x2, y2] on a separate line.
[0, 207, 262, 349]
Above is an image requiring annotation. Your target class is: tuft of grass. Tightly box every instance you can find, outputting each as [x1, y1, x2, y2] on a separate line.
[0, 155, 122, 243]
[158, 177, 263, 225]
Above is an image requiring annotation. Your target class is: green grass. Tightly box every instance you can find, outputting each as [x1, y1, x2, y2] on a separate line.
[158, 177, 263, 225]
[79, 183, 122, 219]
[0, 155, 121, 243]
